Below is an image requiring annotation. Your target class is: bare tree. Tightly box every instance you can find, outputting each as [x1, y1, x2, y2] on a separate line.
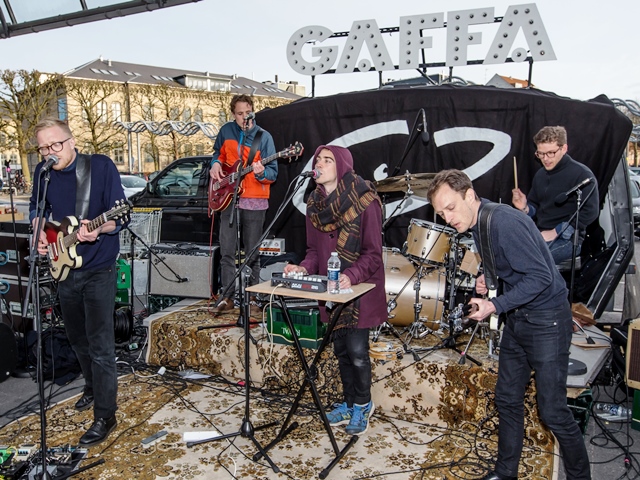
[64, 78, 124, 156]
[0, 69, 63, 182]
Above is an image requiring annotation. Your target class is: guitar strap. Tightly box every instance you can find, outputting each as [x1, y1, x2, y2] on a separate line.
[245, 129, 263, 167]
[75, 154, 92, 220]
[478, 202, 502, 290]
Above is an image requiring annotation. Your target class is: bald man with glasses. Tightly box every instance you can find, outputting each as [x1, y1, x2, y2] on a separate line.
[512, 126, 599, 265]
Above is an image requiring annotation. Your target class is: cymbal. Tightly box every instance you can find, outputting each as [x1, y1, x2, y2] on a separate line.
[374, 172, 436, 195]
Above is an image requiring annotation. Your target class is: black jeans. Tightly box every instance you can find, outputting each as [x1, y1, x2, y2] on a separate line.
[494, 303, 591, 479]
[219, 206, 266, 297]
[333, 327, 372, 406]
[57, 266, 118, 419]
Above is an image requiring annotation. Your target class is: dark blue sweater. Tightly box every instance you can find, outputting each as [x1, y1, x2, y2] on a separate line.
[29, 152, 127, 271]
[471, 200, 568, 314]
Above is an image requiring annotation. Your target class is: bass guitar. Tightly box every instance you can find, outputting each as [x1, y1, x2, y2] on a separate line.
[44, 200, 130, 282]
[208, 142, 303, 212]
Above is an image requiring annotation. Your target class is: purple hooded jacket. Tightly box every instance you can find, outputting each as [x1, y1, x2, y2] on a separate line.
[299, 145, 387, 329]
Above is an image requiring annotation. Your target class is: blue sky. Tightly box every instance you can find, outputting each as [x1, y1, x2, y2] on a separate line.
[0, 0, 637, 101]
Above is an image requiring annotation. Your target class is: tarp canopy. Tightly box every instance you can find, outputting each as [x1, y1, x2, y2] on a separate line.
[257, 85, 633, 261]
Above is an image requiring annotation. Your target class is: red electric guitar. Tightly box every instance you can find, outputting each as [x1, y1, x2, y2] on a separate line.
[208, 142, 303, 213]
[44, 201, 130, 282]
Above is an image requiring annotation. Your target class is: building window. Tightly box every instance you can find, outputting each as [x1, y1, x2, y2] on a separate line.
[169, 107, 179, 121]
[183, 143, 193, 157]
[182, 108, 191, 122]
[194, 108, 203, 122]
[0, 134, 6, 146]
[218, 109, 227, 125]
[113, 147, 124, 164]
[142, 104, 154, 122]
[195, 144, 205, 156]
[112, 102, 122, 122]
[9, 153, 17, 164]
[97, 101, 108, 123]
[58, 98, 68, 120]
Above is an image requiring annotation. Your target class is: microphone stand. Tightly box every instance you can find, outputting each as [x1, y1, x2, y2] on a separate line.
[22, 166, 53, 479]
[187, 171, 311, 473]
[390, 108, 425, 178]
[545, 185, 597, 344]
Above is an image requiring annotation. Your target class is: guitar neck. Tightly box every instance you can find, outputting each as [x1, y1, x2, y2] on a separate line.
[236, 152, 280, 182]
[62, 213, 107, 249]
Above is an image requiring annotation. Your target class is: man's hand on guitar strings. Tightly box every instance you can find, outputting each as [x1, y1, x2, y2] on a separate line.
[466, 297, 496, 321]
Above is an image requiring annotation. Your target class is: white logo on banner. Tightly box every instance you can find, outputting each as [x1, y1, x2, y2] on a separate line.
[294, 123, 512, 217]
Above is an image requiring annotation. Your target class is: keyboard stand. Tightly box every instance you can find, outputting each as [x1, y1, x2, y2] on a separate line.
[247, 281, 374, 479]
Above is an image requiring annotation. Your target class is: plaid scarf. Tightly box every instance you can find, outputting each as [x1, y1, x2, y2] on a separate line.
[307, 170, 380, 334]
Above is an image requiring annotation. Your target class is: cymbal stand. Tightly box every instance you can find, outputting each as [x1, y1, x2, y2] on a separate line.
[381, 181, 413, 232]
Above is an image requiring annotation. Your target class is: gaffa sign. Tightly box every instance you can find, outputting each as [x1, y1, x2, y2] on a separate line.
[287, 3, 555, 75]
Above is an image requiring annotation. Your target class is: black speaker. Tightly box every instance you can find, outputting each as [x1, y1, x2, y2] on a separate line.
[149, 244, 220, 298]
[0, 323, 17, 382]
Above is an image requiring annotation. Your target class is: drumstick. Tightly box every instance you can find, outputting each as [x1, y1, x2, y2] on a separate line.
[513, 156, 518, 190]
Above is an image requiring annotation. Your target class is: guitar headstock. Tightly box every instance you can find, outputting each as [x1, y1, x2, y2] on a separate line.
[281, 142, 304, 162]
[110, 199, 132, 222]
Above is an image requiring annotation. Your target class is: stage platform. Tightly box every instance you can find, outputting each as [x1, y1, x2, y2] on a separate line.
[142, 298, 611, 478]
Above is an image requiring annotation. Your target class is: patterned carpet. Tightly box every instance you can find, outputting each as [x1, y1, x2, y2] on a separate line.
[0, 302, 559, 479]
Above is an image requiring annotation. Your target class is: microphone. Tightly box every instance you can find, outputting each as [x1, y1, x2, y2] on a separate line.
[301, 169, 321, 179]
[555, 178, 593, 204]
[41, 155, 59, 172]
[418, 108, 429, 144]
[244, 112, 255, 124]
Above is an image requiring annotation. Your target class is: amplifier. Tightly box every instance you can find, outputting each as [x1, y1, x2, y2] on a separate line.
[626, 319, 640, 389]
[149, 243, 220, 299]
[0, 231, 31, 279]
[260, 238, 285, 256]
[0, 276, 58, 332]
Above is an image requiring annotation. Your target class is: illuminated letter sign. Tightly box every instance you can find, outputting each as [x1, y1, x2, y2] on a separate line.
[287, 3, 555, 75]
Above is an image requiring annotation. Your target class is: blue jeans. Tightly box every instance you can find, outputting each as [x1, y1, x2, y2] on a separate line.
[219, 206, 266, 297]
[333, 328, 372, 406]
[57, 266, 118, 419]
[548, 237, 580, 265]
[494, 303, 590, 479]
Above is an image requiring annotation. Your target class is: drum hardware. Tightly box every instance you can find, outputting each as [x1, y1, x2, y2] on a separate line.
[407, 233, 483, 366]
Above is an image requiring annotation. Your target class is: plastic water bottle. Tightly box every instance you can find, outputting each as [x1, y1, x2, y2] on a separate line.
[327, 252, 341, 294]
[595, 403, 630, 417]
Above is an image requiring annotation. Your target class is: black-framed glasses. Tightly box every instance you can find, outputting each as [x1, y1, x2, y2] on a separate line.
[534, 147, 562, 159]
[38, 137, 72, 156]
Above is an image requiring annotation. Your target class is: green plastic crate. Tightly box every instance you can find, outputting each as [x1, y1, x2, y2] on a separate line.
[266, 307, 326, 349]
[116, 259, 131, 289]
[115, 288, 129, 305]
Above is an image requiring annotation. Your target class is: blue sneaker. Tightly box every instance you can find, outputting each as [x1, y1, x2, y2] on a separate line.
[345, 400, 374, 435]
[326, 402, 353, 426]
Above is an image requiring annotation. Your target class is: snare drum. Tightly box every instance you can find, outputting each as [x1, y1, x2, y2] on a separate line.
[405, 219, 455, 265]
[383, 248, 446, 327]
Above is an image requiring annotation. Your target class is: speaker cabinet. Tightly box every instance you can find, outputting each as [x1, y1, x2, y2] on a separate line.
[626, 319, 640, 389]
[149, 244, 219, 298]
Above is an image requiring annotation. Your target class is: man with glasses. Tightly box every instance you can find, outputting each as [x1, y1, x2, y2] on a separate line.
[512, 126, 599, 264]
[29, 118, 126, 447]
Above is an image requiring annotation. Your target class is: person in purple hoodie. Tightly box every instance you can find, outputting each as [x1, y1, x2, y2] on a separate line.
[284, 145, 386, 435]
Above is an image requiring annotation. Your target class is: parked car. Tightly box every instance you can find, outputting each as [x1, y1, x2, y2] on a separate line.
[120, 174, 148, 198]
[128, 156, 213, 245]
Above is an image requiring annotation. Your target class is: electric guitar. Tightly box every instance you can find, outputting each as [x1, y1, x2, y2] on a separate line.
[208, 142, 303, 212]
[44, 201, 130, 282]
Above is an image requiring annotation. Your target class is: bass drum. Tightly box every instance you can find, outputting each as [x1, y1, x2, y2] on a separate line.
[383, 248, 446, 327]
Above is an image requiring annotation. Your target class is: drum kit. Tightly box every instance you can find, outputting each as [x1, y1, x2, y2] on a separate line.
[374, 172, 488, 363]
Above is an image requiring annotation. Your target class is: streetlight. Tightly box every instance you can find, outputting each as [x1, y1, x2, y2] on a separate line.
[124, 74, 140, 173]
